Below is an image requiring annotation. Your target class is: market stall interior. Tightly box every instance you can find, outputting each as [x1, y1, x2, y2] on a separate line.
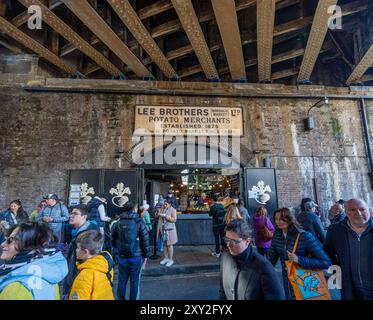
[144, 168, 241, 245]
[145, 168, 241, 213]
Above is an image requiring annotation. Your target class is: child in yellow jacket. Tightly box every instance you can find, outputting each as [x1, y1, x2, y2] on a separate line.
[69, 230, 115, 300]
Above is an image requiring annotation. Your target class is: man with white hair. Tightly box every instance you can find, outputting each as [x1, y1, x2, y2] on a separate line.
[324, 198, 373, 300]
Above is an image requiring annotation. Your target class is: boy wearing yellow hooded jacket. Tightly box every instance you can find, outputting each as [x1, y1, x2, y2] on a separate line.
[69, 230, 114, 300]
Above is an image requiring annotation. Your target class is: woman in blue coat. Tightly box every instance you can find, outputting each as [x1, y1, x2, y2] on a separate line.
[268, 207, 332, 300]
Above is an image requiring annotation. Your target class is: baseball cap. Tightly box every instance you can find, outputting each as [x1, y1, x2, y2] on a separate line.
[43, 193, 58, 200]
[304, 201, 318, 210]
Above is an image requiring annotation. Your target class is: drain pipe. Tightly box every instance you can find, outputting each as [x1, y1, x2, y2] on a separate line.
[359, 98, 373, 190]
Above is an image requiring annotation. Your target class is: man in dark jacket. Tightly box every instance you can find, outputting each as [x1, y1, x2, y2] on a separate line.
[209, 195, 226, 258]
[112, 201, 150, 300]
[297, 201, 325, 243]
[219, 219, 285, 300]
[324, 198, 373, 300]
[62, 204, 99, 298]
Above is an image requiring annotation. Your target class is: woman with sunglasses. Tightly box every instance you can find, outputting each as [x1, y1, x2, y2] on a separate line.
[267, 207, 332, 300]
[0, 222, 68, 300]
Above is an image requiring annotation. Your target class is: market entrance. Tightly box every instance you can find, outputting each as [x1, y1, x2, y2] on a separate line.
[144, 167, 242, 245]
[134, 141, 244, 245]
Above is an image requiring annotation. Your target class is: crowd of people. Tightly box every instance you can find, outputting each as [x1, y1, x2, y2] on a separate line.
[213, 197, 373, 300]
[0, 192, 372, 300]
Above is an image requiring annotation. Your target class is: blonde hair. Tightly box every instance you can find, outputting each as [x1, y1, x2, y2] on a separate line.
[224, 205, 242, 224]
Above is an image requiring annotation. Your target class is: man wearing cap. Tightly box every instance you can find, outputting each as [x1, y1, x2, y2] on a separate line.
[297, 200, 325, 244]
[37, 193, 69, 242]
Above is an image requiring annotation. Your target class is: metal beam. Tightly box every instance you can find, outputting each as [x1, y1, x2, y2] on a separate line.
[257, 0, 276, 81]
[18, 0, 122, 76]
[0, 16, 77, 75]
[107, 0, 177, 79]
[347, 44, 373, 84]
[0, 37, 24, 54]
[170, 0, 218, 79]
[298, 0, 338, 82]
[177, 0, 366, 79]
[211, 0, 246, 81]
[137, 0, 173, 20]
[60, 0, 151, 78]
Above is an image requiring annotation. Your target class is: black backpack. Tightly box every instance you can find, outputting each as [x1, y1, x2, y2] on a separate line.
[116, 216, 141, 257]
[213, 206, 226, 227]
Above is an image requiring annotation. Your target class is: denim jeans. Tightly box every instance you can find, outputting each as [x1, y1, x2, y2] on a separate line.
[212, 227, 225, 254]
[117, 257, 143, 300]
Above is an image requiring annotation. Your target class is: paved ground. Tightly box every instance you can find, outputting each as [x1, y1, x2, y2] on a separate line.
[113, 245, 341, 300]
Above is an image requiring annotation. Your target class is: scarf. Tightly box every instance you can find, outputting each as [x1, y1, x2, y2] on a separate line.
[0, 246, 59, 277]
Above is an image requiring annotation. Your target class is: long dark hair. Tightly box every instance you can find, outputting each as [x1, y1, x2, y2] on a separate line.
[9, 199, 28, 221]
[273, 207, 301, 230]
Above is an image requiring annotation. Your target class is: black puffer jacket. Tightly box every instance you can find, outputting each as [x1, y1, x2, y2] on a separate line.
[111, 211, 150, 259]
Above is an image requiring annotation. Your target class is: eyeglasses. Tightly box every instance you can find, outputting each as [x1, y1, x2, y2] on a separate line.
[223, 236, 244, 245]
[70, 212, 81, 216]
[4, 236, 19, 245]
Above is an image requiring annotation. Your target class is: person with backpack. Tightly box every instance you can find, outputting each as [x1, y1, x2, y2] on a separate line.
[209, 195, 226, 258]
[297, 200, 325, 244]
[87, 194, 111, 234]
[36, 193, 69, 242]
[253, 206, 275, 257]
[69, 230, 114, 300]
[111, 202, 150, 300]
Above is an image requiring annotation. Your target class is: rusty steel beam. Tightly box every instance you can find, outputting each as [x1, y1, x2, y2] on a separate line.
[60, 0, 151, 78]
[11, 12, 29, 28]
[211, 0, 246, 81]
[0, 15, 77, 74]
[347, 44, 373, 84]
[257, 0, 276, 81]
[272, 68, 299, 80]
[18, 0, 122, 76]
[298, 0, 338, 82]
[170, 0, 218, 79]
[107, 0, 177, 79]
[178, 0, 366, 80]
[138, 0, 173, 20]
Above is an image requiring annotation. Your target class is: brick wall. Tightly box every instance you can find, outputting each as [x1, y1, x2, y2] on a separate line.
[0, 77, 373, 219]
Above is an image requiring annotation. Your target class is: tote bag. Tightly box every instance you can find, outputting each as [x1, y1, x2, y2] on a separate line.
[285, 232, 331, 300]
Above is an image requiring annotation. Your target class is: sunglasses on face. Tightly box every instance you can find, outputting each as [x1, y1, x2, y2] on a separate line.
[223, 236, 244, 245]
